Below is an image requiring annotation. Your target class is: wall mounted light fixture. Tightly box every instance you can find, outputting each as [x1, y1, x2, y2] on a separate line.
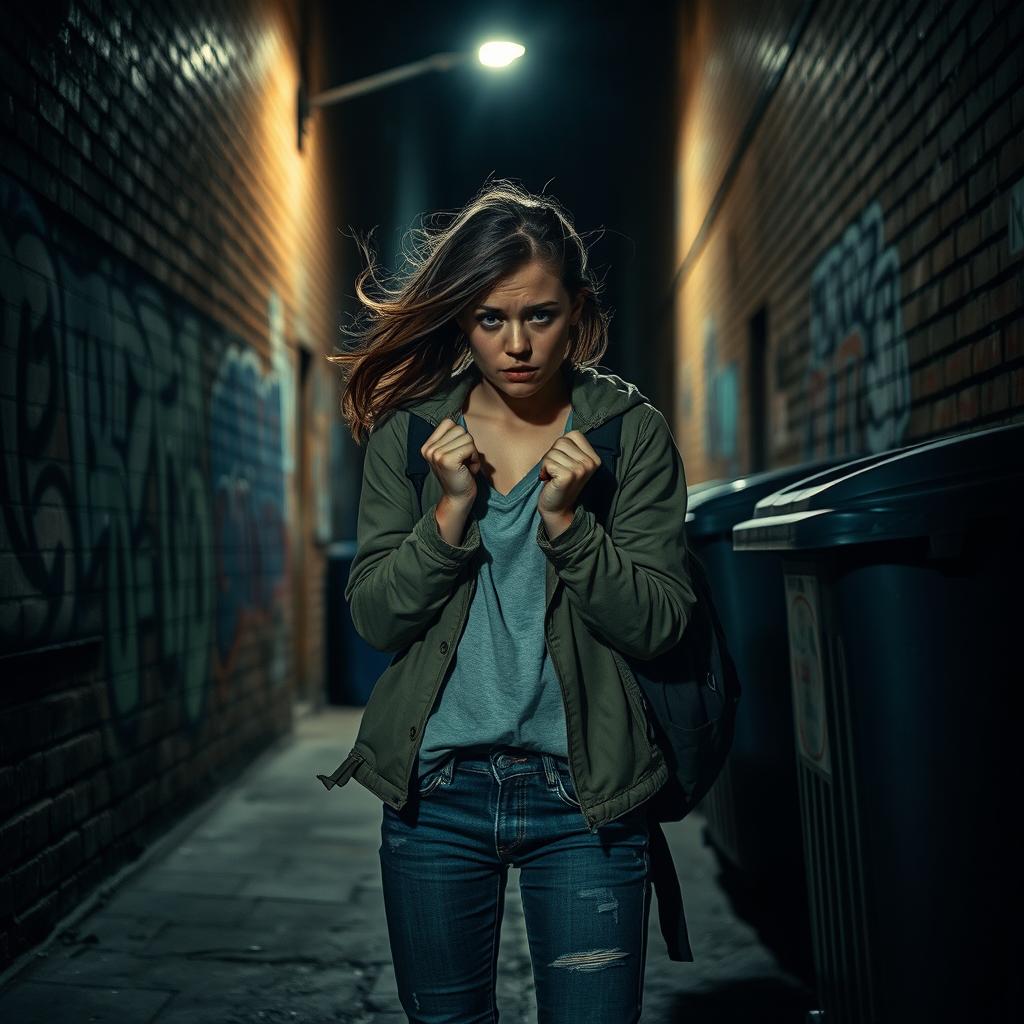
[297, 41, 526, 150]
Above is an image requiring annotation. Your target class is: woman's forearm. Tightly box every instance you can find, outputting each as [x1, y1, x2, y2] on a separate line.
[434, 493, 474, 547]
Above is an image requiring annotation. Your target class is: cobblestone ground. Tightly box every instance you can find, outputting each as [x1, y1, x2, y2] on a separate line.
[0, 707, 815, 1022]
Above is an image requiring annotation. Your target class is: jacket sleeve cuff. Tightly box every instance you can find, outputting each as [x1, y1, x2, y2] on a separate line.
[413, 499, 481, 566]
[535, 504, 596, 565]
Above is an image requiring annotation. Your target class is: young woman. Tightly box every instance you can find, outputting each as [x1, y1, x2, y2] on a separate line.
[321, 180, 697, 1022]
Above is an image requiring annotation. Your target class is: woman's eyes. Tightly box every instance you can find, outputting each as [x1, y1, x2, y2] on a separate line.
[477, 311, 554, 328]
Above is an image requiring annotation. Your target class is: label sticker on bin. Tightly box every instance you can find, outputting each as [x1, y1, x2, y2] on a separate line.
[784, 574, 832, 777]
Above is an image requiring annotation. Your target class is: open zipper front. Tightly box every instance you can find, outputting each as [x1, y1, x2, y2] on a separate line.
[407, 378, 651, 831]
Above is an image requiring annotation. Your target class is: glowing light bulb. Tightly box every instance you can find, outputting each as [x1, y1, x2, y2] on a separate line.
[478, 41, 526, 68]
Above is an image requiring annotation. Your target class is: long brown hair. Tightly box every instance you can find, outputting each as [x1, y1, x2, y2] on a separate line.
[328, 179, 611, 443]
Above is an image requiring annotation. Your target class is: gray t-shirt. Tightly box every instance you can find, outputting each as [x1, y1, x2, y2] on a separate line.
[416, 408, 574, 778]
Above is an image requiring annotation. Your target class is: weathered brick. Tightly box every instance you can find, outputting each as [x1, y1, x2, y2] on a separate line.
[0, 872, 13, 919]
[915, 360, 943, 399]
[943, 345, 972, 388]
[954, 295, 986, 338]
[980, 374, 1010, 415]
[69, 778, 93, 823]
[1005, 317, 1024, 361]
[931, 395, 956, 432]
[12, 890, 61, 947]
[55, 830, 84, 877]
[1012, 368, 1024, 407]
[7, 856, 42, 914]
[0, 815, 25, 871]
[970, 0, 998, 42]
[17, 800, 53, 860]
[954, 215, 981, 257]
[956, 384, 980, 422]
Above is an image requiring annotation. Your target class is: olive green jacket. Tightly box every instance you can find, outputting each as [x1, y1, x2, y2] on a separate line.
[317, 360, 697, 833]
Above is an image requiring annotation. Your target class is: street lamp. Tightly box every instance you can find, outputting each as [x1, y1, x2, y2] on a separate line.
[297, 41, 526, 150]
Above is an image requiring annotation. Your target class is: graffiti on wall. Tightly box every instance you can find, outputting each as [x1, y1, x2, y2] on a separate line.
[209, 344, 288, 679]
[804, 200, 910, 458]
[702, 315, 739, 474]
[0, 174, 291, 736]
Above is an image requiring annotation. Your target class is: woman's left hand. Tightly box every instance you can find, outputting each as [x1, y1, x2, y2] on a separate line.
[537, 431, 601, 533]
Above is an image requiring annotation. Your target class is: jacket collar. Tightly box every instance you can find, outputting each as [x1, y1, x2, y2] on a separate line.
[403, 360, 650, 434]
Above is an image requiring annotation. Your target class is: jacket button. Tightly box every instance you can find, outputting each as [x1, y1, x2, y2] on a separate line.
[439, 641, 449, 654]
[409, 725, 417, 740]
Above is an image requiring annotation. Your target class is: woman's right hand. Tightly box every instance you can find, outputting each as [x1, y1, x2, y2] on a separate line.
[420, 417, 481, 506]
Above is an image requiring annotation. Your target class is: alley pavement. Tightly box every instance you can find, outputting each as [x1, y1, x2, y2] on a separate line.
[0, 706, 814, 1022]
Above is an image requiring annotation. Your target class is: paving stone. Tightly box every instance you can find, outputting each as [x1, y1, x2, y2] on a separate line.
[151, 963, 364, 1023]
[0, 980, 173, 1023]
[55, 912, 167, 954]
[240, 902, 394, 964]
[99, 888, 257, 926]
[127, 868, 251, 897]
[235, 876, 357, 904]
[160, 839, 290, 871]
[25, 948, 276, 991]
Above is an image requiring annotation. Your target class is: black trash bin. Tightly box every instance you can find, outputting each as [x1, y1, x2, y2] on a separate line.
[687, 463, 845, 871]
[732, 422, 1023, 1024]
[325, 540, 391, 705]
[686, 461, 845, 979]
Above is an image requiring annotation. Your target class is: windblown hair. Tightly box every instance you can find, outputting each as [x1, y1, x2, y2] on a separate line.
[328, 179, 611, 444]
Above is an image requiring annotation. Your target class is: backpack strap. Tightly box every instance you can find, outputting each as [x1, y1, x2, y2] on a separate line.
[404, 413, 436, 519]
[581, 414, 624, 533]
[649, 819, 695, 960]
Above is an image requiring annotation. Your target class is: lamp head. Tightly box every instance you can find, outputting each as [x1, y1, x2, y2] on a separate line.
[477, 41, 526, 68]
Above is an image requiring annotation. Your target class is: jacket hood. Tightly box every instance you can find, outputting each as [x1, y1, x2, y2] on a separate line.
[401, 360, 651, 434]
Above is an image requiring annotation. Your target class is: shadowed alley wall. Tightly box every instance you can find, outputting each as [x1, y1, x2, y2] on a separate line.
[0, 0, 340, 966]
[673, 0, 1023, 481]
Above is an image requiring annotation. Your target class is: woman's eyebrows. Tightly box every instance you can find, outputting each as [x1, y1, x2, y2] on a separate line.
[475, 300, 560, 312]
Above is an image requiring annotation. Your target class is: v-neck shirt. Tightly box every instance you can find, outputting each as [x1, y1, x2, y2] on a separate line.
[471, 410, 572, 503]
[416, 407, 574, 779]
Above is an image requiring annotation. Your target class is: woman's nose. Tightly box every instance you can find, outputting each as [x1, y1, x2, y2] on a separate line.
[504, 321, 532, 351]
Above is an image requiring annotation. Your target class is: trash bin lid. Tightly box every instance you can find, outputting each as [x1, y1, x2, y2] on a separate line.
[732, 422, 1024, 551]
[685, 459, 847, 538]
[685, 479, 725, 527]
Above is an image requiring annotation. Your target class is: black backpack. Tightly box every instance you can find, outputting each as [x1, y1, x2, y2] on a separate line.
[403, 410, 742, 824]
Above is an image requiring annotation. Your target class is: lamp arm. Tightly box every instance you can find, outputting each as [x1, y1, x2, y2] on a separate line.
[310, 51, 468, 108]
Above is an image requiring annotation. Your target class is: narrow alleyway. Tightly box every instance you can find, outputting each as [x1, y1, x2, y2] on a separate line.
[0, 707, 814, 1022]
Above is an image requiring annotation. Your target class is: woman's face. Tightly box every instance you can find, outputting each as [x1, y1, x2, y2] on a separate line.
[456, 260, 584, 402]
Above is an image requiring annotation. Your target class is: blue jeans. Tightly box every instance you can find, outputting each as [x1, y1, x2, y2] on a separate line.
[379, 744, 652, 1023]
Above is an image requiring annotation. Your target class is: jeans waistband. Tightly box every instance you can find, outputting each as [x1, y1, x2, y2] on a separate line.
[451, 744, 569, 771]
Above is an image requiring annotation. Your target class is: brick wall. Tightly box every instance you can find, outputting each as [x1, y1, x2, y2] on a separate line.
[0, 0, 340, 966]
[673, 0, 1023, 482]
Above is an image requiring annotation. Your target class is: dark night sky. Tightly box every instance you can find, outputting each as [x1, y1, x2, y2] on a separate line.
[316, 0, 681, 401]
